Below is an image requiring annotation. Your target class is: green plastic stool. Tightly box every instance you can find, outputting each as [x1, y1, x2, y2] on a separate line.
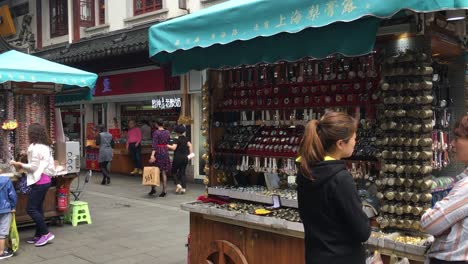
[65, 201, 92, 227]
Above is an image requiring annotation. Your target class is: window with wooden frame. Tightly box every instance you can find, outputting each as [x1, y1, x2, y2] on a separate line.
[78, 0, 95, 27]
[99, 0, 105, 24]
[134, 0, 163, 16]
[50, 0, 68, 38]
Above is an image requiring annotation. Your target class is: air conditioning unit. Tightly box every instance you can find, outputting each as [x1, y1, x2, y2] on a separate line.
[56, 141, 81, 174]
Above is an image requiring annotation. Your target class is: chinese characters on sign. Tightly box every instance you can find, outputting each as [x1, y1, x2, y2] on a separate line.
[151, 97, 182, 110]
[180, 0, 359, 48]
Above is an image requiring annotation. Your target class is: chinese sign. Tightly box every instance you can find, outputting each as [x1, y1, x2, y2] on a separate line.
[93, 68, 180, 97]
[151, 97, 182, 110]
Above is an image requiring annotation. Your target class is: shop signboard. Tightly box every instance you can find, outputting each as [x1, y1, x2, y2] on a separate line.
[93, 68, 180, 97]
[151, 96, 182, 110]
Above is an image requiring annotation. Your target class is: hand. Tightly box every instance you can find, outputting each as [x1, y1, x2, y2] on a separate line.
[149, 157, 156, 163]
[11, 209, 15, 213]
[9, 161, 21, 167]
[187, 153, 195, 160]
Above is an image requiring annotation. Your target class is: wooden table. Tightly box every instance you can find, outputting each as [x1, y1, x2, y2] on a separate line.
[15, 173, 77, 225]
[183, 202, 425, 264]
[110, 143, 153, 175]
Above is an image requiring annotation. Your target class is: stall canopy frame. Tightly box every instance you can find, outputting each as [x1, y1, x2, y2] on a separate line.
[149, 0, 468, 75]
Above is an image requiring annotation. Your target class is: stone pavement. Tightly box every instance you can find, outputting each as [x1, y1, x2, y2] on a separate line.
[10, 172, 204, 264]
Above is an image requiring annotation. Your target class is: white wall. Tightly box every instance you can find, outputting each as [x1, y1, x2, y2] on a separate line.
[189, 0, 228, 12]
[107, 0, 127, 31]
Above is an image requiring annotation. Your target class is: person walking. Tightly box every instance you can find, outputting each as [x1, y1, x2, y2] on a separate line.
[126, 120, 142, 175]
[96, 125, 114, 185]
[421, 115, 468, 264]
[0, 176, 16, 259]
[140, 120, 152, 141]
[168, 125, 194, 194]
[296, 111, 371, 264]
[148, 119, 171, 197]
[10, 123, 56, 247]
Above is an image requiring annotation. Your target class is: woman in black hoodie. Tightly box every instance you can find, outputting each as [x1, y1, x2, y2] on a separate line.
[297, 111, 371, 264]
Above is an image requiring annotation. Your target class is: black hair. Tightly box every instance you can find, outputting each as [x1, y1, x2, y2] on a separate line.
[174, 125, 186, 134]
[156, 118, 165, 127]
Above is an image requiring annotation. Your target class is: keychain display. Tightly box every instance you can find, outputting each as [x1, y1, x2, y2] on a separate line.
[376, 50, 452, 232]
[220, 54, 380, 111]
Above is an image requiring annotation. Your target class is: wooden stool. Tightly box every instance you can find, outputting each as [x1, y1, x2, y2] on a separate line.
[65, 201, 92, 227]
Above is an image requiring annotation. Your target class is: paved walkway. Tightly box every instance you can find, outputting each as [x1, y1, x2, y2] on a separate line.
[10, 172, 203, 264]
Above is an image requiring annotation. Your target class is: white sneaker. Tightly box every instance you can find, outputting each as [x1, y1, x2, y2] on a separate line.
[176, 184, 182, 193]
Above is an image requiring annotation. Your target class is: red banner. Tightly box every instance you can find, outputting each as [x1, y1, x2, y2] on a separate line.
[93, 68, 180, 97]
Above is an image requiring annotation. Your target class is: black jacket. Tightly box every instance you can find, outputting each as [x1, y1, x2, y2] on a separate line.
[297, 160, 371, 264]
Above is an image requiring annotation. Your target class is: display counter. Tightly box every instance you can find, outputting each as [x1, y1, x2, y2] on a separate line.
[183, 201, 426, 264]
[10, 172, 77, 226]
[110, 143, 153, 174]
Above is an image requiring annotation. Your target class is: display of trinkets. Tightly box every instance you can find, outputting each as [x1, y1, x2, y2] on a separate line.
[220, 54, 380, 111]
[211, 201, 302, 223]
[0, 92, 55, 168]
[15, 95, 49, 154]
[376, 50, 449, 232]
[215, 126, 259, 153]
[247, 126, 303, 157]
[211, 55, 383, 217]
[0, 90, 6, 164]
[351, 118, 379, 160]
[210, 185, 298, 201]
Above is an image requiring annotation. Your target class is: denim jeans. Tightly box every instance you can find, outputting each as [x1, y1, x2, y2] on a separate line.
[27, 183, 51, 237]
[128, 143, 142, 169]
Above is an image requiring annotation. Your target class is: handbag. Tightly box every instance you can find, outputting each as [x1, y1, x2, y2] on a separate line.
[8, 213, 19, 253]
[18, 174, 31, 195]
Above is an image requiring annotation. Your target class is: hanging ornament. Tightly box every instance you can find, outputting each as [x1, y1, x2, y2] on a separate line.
[178, 75, 194, 125]
[1, 119, 18, 130]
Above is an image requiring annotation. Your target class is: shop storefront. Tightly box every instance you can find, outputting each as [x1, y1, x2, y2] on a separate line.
[149, 1, 468, 263]
[84, 66, 185, 174]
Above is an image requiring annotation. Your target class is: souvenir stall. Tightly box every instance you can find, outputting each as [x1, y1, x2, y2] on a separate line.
[111, 99, 182, 174]
[149, 1, 468, 263]
[0, 50, 97, 225]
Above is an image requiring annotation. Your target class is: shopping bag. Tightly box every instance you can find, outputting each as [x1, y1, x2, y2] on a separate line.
[9, 213, 19, 253]
[142, 167, 160, 186]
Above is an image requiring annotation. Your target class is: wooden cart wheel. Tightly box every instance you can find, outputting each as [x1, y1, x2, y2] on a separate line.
[205, 240, 248, 264]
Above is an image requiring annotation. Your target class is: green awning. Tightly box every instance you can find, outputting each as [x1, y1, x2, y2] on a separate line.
[55, 86, 93, 104]
[0, 50, 97, 88]
[149, 0, 468, 74]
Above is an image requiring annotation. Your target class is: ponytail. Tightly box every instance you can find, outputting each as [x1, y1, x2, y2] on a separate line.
[299, 111, 356, 180]
[299, 120, 325, 179]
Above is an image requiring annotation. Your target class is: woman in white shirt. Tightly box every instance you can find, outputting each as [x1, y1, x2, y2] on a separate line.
[10, 123, 56, 247]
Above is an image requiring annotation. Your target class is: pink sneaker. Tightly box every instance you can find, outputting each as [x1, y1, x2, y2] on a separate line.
[35, 233, 55, 247]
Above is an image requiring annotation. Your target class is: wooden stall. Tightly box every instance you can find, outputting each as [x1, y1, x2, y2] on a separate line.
[148, 2, 468, 264]
[110, 143, 153, 174]
[0, 50, 97, 226]
[13, 173, 77, 225]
